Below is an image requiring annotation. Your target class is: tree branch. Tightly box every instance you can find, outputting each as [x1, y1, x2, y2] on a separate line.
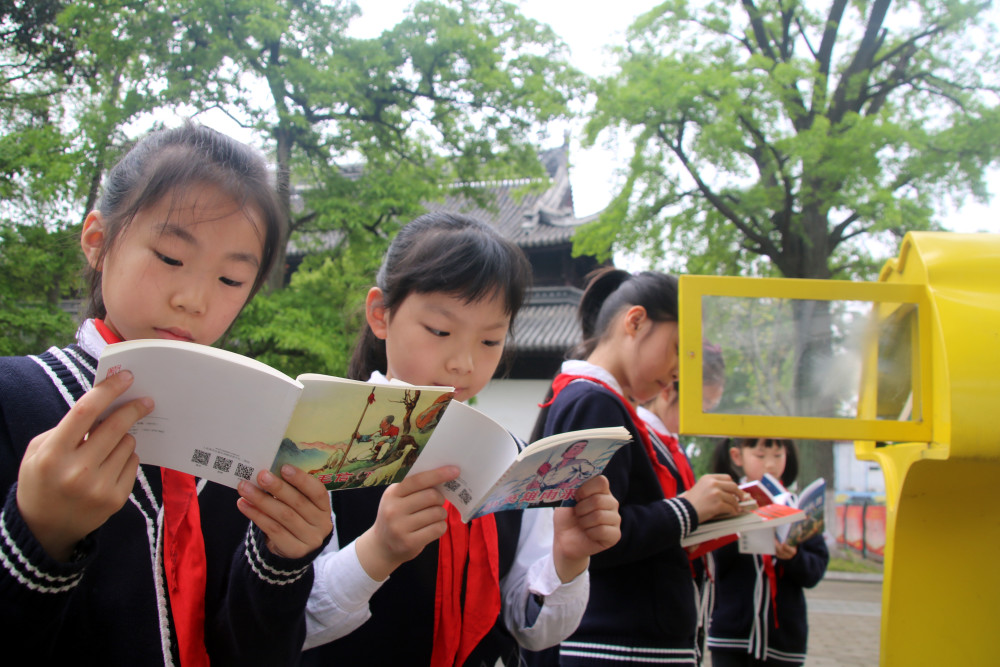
[741, 0, 778, 61]
[829, 0, 891, 124]
[657, 123, 778, 257]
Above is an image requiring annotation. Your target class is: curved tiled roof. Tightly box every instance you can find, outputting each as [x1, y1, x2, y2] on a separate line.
[510, 286, 583, 354]
[424, 144, 598, 249]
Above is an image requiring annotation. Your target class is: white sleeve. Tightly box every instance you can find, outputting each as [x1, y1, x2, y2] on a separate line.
[501, 506, 589, 650]
[303, 510, 385, 650]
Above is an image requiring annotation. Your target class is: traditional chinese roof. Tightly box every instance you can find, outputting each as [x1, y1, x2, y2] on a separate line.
[424, 143, 599, 249]
[511, 286, 583, 355]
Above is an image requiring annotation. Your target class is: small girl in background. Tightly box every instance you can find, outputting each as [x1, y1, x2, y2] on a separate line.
[0, 123, 333, 665]
[707, 438, 829, 667]
[301, 213, 621, 666]
[527, 268, 742, 666]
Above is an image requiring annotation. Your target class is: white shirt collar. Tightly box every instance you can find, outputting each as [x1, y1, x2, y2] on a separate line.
[559, 359, 624, 396]
[76, 318, 107, 360]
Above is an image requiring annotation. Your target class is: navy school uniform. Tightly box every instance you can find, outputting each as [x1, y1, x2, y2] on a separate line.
[527, 378, 701, 666]
[298, 485, 525, 666]
[707, 533, 829, 666]
[0, 334, 325, 666]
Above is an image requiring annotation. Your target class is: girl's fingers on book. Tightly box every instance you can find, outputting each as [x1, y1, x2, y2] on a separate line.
[236, 492, 321, 559]
[574, 475, 612, 501]
[394, 465, 460, 495]
[104, 433, 141, 490]
[240, 470, 332, 552]
[54, 371, 152, 457]
[274, 465, 333, 519]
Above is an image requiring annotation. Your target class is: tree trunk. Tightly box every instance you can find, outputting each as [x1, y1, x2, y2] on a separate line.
[790, 296, 836, 488]
[268, 123, 293, 292]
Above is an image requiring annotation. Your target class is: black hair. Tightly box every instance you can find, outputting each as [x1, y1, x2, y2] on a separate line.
[571, 268, 680, 359]
[84, 121, 283, 319]
[531, 268, 680, 441]
[702, 341, 726, 388]
[711, 437, 799, 487]
[347, 212, 532, 381]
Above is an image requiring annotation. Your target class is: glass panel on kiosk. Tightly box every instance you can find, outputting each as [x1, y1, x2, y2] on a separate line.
[678, 276, 931, 443]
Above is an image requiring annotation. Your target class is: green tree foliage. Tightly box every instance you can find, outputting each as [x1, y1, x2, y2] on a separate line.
[578, 0, 999, 483]
[226, 244, 384, 378]
[1, 0, 583, 370]
[178, 0, 584, 288]
[0, 223, 80, 355]
[578, 0, 1000, 279]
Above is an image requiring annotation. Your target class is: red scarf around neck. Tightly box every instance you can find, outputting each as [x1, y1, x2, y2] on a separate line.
[431, 504, 501, 667]
[541, 373, 693, 499]
[96, 320, 210, 666]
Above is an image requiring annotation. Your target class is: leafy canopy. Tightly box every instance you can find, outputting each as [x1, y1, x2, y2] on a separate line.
[578, 0, 1000, 280]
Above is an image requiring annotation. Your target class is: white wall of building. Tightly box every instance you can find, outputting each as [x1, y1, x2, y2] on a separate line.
[473, 379, 551, 442]
[833, 442, 885, 494]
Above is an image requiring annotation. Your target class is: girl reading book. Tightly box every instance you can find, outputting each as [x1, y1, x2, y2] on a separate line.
[707, 438, 829, 666]
[0, 122, 333, 665]
[300, 212, 622, 666]
[524, 269, 743, 666]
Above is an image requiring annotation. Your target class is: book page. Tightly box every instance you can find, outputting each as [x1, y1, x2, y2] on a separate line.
[407, 400, 519, 514]
[96, 340, 304, 489]
[783, 477, 826, 545]
[275, 377, 455, 491]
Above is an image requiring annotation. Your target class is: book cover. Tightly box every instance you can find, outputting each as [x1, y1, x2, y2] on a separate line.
[408, 401, 632, 522]
[781, 477, 826, 547]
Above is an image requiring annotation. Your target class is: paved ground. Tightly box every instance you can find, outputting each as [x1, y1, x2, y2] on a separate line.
[704, 572, 883, 667]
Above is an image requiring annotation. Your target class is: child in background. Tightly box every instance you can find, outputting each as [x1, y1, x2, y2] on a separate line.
[300, 213, 622, 666]
[0, 123, 333, 665]
[527, 269, 743, 666]
[707, 438, 829, 667]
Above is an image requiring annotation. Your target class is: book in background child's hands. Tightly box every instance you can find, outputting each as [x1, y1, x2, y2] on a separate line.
[682, 502, 805, 560]
[778, 477, 826, 547]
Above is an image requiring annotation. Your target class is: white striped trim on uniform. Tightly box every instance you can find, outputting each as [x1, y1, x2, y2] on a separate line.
[560, 641, 698, 664]
[664, 497, 692, 537]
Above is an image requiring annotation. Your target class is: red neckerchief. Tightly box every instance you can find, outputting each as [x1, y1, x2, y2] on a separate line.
[648, 428, 696, 492]
[542, 373, 679, 499]
[431, 504, 500, 667]
[762, 554, 780, 629]
[95, 320, 210, 666]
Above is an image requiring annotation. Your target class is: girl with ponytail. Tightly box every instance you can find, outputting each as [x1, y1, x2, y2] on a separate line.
[526, 268, 743, 666]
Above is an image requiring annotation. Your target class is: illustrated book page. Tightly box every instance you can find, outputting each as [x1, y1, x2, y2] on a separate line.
[272, 376, 455, 491]
[408, 400, 631, 521]
[779, 477, 826, 546]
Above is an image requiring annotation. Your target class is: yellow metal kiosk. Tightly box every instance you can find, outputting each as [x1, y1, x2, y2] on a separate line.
[678, 232, 1000, 666]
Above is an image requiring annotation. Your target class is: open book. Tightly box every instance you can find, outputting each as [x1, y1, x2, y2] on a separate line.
[96, 339, 456, 491]
[96, 340, 631, 520]
[776, 476, 826, 547]
[408, 401, 631, 521]
[682, 502, 805, 560]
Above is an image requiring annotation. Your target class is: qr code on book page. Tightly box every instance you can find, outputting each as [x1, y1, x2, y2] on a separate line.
[213, 456, 233, 473]
[235, 463, 254, 481]
[191, 449, 210, 466]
